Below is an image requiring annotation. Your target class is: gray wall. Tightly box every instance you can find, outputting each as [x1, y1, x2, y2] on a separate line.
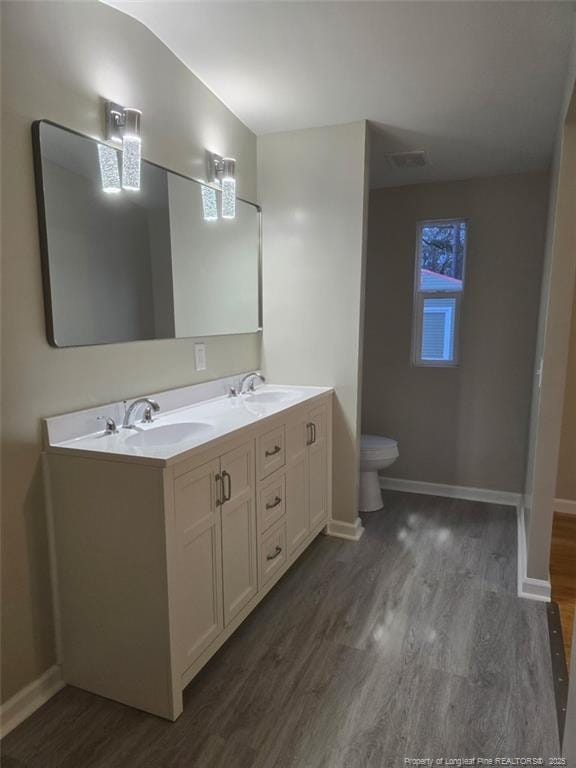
[1, 0, 259, 703]
[258, 122, 370, 527]
[362, 172, 549, 493]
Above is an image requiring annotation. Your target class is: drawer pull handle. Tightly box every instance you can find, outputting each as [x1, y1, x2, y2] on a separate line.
[266, 545, 282, 561]
[265, 445, 281, 457]
[266, 496, 282, 510]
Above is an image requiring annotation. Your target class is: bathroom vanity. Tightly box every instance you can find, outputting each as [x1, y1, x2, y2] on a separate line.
[44, 381, 333, 720]
[35, 120, 335, 722]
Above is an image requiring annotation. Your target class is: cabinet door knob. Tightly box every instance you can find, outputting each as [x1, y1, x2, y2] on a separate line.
[266, 545, 282, 561]
[265, 496, 282, 510]
[265, 445, 281, 457]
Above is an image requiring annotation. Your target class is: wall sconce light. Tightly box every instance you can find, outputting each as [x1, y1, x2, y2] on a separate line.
[97, 143, 121, 194]
[201, 185, 218, 222]
[207, 152, 237, 219]
[221, 158, 236, 219]
[105, 101, 142, 191]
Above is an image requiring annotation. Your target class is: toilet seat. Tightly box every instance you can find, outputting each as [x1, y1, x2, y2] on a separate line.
[360, 434, 398, 460]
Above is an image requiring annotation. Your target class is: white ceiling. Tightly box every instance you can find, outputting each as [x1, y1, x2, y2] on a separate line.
[104, 1, 575, 187]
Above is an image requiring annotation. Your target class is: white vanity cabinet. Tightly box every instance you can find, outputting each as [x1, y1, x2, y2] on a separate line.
[46, 388, 332, 721]
[219, 441, 258, 626]
[174, 440, 257, 675]
[308, 402, 329, 531]
[285, 400, 329, 555]
[174, 458, 224, 674]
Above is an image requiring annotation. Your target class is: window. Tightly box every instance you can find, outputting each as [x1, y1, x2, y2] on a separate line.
[412, 219, 467, 366]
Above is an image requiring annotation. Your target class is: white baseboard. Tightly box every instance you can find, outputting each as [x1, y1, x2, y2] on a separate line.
[555, 497, 576, 515]
[0, 665, 64, 739]
[516, 504, 551, 603]
[379, 477, 521, 508]
[326, 517, 365, 541]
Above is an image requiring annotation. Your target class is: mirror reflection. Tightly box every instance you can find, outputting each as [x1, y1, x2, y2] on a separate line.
[34, 121, 260, 347]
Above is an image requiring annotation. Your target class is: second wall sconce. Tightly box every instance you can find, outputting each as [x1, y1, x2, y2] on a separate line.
[205, 152, 236, 220]
[220, 157, 236, 220]
[101, 101, 142, 192]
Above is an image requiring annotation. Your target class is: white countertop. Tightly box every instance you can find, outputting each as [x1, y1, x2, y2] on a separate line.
[45, 384, 332, 466]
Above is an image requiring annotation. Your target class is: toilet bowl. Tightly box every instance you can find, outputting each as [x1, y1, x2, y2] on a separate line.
[359, 434, 399, 512]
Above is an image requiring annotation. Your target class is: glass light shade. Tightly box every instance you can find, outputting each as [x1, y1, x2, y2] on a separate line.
[220, 157, 236, 219]
[97, 143, 121, 193]
[123, 108, 141, 141]
[221, 177, 236, 219]
[201, 185, 218, 222]
[122, 135, 141, 191]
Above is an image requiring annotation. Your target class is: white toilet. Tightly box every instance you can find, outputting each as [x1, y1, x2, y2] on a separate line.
[359, 434, 399, 512]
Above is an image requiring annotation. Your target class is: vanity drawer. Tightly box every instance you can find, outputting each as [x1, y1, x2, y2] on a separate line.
[258, 473, 286, 534]
[259, 519, 287, 587]
[258, 425, 285, 479]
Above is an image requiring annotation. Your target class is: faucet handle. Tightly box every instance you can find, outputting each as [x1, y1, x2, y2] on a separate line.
[97, 416, 118, 435]
[142, 406, 155, 424]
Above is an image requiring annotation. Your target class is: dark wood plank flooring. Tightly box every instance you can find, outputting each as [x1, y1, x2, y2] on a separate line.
[2, 492, 560, 767]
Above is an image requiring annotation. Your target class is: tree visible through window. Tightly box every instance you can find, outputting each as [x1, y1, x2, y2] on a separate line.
[412, 220, 467, 366]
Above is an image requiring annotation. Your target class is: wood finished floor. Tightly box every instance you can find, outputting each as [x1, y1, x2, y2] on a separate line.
[2, 492, 560, 767]
[551, 511, 576, 663]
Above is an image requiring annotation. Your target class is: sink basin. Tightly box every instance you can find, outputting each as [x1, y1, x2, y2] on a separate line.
[244, 389, 297, 405]
[126, 422, 214, 449]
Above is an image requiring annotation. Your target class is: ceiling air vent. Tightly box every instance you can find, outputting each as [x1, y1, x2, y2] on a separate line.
[387, 150, 427, 169]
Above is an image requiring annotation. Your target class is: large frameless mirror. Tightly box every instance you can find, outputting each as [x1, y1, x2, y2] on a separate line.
[33, 121, 261, 347]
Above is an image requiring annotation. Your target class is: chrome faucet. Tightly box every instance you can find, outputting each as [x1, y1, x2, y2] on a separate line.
[238, 371, 266, 395]
[122, 398, 160, 429]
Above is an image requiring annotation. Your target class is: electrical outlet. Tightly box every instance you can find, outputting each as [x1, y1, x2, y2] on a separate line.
[194, 342, 207, 372]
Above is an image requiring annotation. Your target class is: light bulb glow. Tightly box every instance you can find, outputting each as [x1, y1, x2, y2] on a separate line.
[122, 135, 141, 191]
[201, 185, 218, 221]
[97, 143, 121, 193]
[221, 177, 236, 219]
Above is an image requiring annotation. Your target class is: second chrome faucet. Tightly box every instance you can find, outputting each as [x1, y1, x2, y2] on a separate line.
[229, 371, 266, 397]
[122, 398, 160, 429]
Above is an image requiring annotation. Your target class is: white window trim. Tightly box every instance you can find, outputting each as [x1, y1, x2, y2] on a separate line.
[411, 218, 467, 368]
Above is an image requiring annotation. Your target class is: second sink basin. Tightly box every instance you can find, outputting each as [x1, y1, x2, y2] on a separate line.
[126, 422, 214, 449]
[244, 389, 298, 405]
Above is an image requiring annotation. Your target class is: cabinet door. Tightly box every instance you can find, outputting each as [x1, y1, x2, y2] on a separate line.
[221, 441, 257, 626]
[308, 402, 329, 531]
[174, 459, 223, 674]
[285, 408, 310, 555]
